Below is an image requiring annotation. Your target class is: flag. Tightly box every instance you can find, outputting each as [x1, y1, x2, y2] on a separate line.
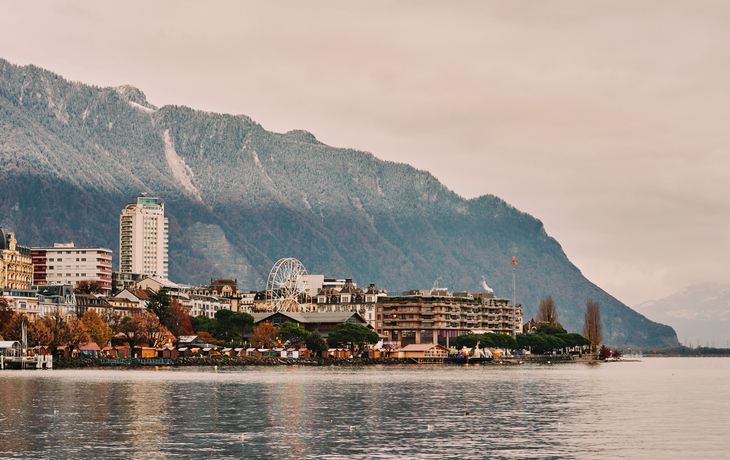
[511, 257, 517, 265]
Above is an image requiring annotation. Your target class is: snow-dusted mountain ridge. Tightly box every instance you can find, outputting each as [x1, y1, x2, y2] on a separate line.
[0, 58, 678, 347]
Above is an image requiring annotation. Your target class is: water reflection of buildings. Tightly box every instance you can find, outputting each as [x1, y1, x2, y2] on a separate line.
[263, 367, 310, 458]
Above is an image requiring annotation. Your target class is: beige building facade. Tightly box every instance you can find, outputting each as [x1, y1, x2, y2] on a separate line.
[0, 228, 33, 290]
[119, 195, 169, 278]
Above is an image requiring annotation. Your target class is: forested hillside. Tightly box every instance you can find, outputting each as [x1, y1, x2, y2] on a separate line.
[0, 58, 678, 347]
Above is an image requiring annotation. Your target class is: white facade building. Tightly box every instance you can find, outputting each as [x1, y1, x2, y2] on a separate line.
[189, 294, 232, 318]
[119, 195, 168, 278]
[31, 243, 113, 293]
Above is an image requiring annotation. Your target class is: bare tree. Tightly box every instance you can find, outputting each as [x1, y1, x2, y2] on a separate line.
[536, 295, 558, 325]
[75, 280, 105, 295]
[583, 299, 602, 348]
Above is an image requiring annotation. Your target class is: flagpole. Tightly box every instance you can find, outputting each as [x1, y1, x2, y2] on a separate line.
[511, 257, 517, 338]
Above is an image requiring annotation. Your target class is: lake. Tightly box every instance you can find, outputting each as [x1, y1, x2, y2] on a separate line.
[0, 358, 727, 459]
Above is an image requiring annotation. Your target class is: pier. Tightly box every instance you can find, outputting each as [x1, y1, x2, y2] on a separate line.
[1, 355, 53, 370]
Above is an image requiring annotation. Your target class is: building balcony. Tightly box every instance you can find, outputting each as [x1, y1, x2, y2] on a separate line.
[98, 261, 112, 267]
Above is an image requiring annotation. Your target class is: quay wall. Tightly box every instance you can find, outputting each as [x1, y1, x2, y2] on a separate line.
[52, 356, 405, 369]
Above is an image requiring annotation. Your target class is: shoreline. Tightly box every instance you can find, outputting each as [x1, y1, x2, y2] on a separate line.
[48, 355, 603, 369]
[52, 356, 407, 369]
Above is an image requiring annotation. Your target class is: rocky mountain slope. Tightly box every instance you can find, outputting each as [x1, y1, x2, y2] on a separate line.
[0, 58, 678, 347]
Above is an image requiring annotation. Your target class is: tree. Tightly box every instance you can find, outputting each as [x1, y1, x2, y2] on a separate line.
[583, 299, 602, 348]
[165, 298, 193, 337]
[555, 333, 591, 349]
[536, 324, 567, 335]
[542, 334, 567, 352]
[190, 315, 217, 335]
[66, 315, 90, 351]
[100, 308, 124, 332]
[228, 312, 254, 343]
[197, 331, 225, 346]
[41, 308, 72, 355]
[278, 321, 308, 345]
[137, 313, 169, 348]
[456, 334, 482, 349]
[81, 310, 113, 348]
[146, 289, 172, 326]
[304, 330, 328, 354]
[611, 348, 622, 359]
[28, 319, 53, 350]
[598, 345, 612, 360]
[536, 295, 558, 325]
[490, 333, 517, 350]
[115, 314, 145, 349]
[75, 280, 105, 295]
[251, 322, 279, 348]
[214, 310, 254, 343]
[327, 323, 379, 352]
[0, 297, 17, 339]
[517, 333, 548, 353]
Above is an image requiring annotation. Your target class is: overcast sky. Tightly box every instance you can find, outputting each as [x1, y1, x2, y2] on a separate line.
[2, 1, 729, 306]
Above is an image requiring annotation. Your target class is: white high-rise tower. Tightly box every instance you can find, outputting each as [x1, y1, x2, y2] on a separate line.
[119, 194, 168, 278]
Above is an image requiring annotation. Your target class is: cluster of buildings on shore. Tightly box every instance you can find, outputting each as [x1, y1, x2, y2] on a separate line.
[1, 194, 523, 348]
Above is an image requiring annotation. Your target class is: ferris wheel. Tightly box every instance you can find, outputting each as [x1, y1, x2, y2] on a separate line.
[266, 258, 311, 312]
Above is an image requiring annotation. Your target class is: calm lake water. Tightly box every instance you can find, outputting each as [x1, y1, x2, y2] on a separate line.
[0, 358, 728, 459]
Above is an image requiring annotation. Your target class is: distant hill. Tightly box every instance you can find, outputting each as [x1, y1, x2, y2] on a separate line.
[0, 58, 678, 347]
[634, 282, 730, 347]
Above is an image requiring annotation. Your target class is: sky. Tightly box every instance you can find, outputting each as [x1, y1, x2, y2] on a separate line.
[2, 1, 729, 307]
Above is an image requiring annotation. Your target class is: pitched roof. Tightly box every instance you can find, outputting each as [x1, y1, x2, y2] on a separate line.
[396, 344, 447, 352]
[211, 279, 237, 285]
[338, 284, 357, 294]
[252, 311, 368, 326]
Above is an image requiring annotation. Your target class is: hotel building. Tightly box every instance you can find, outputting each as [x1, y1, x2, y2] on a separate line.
[0, 227, 33, 290]
[119, 194, 168, 278]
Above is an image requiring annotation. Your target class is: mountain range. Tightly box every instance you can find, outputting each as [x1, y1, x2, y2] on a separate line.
[634, 282, 730, 348]
[0, 58, 678, 347]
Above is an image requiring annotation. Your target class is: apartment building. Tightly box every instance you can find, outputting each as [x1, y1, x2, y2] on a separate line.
[375, 289, 523, 347]
[119, 194, 168, 278]
[188, 294, 232, 318]
[31, 243, 113, 293]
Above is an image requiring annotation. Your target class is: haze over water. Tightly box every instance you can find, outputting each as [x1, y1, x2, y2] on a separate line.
[0, 359, 727, 459]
